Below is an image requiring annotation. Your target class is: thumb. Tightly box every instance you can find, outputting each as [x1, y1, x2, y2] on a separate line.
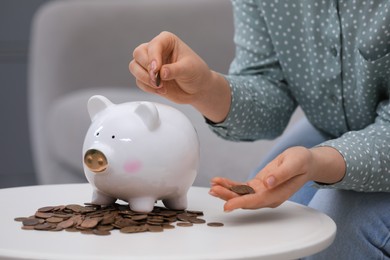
[160, 59, 191, 81]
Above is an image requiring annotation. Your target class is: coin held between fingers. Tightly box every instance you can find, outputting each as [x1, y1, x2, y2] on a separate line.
[155, 71, 161, 87]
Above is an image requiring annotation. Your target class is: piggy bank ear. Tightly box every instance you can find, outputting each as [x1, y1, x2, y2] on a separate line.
[134, 102, 160, 131]
[87, 95, 113, 121]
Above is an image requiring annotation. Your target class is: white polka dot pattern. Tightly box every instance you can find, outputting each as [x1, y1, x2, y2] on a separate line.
[209, 0, 390, 191]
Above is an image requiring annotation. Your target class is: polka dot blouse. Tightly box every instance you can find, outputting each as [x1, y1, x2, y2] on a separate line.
[209, 0, 390, 192]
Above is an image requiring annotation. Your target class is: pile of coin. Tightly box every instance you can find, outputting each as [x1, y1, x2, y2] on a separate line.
[14, 203, 223, 235]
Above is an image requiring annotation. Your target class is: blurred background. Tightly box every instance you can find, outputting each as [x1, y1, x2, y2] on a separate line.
[1, 0, 50, 188]
[0, 0, 302, 189]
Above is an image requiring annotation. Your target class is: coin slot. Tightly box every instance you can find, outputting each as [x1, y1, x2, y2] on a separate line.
[84, 149, 108, 173]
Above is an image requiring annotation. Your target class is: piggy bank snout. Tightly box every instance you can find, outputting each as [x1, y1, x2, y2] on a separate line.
[84, 149, 108, 173]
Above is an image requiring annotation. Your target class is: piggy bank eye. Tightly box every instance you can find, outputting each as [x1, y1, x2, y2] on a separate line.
[96, 132, 100, 136]
[112, 135, 115, 139]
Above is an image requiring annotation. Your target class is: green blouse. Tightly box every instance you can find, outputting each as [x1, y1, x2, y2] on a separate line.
[209, 0, 390, 192]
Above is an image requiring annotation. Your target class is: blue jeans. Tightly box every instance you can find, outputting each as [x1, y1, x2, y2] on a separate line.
[249, 117, 390, 259]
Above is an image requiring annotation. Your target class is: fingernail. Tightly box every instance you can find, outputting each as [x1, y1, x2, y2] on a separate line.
[224, 209, 233, 213]
[266, 176, 276, 188]
[150, 60, 157, 72]
[208, 190, 217, 196]
[162, 68, 168, 79]
[149, 60, 157, 84]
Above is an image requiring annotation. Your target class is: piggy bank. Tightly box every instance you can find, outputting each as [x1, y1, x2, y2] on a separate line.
[82, 95, 199, 212]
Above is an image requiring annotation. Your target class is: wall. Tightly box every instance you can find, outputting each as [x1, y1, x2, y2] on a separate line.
[0, 0, 50, 187]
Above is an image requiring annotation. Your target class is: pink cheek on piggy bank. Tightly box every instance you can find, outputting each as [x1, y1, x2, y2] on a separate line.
[123, 160, 142, 174]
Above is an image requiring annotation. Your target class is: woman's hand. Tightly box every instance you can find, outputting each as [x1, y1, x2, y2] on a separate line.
[209, 146, 346, 212]
[129, 31, 231, 123]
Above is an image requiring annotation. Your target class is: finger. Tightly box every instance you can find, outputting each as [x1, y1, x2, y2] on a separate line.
[129, 59, 154, 87]
[146, 31, 177, 78]
[210, 177, 242, 188]
[135, 79, 157, 94]
[223, 194, 261, 212]
[209, 184, 239, 201]
[132, 43, 149, 69]
[133, 42, 164, 88]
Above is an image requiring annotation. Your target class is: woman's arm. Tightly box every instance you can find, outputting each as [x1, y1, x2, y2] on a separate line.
[209, 145, 346, 211]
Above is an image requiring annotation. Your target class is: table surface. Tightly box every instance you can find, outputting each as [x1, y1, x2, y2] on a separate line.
[0, 184, 336, 260]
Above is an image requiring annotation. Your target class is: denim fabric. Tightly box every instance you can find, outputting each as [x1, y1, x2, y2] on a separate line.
[249, 117, 390, 259]
[306, 189, 390, 260]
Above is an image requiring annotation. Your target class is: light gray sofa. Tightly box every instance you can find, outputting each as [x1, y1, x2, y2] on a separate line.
[28, 0, 302, 187]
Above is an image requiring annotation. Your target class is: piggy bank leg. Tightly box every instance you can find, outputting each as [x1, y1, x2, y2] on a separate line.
[163, 195, 188, 210]
[91, 189, 116, 205]
[128, 197, 156, 213]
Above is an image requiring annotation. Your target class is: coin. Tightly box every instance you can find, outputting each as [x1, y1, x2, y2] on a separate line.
[34, 223, 55, 230]
[155, 71, 161, 86]
[22, 225, 35, 230]
[188, 217, 206, 224]
[147, 225, 164, 232]
[65, 228, 79, 232]
[131, 214, 148, 221]
[229, 185, 255, 195]
[46, 217, 64, 223]
[80, 218, 100, 229]
[81, 230, 94, 235]
[162, 224, 175, 229]
[65, 204, 85, 213]
[22, 218, 41, 226]
[96, 225, 114, 232]
[57, 219, 75, 229]
[120, 225, 147, 233]
[186, 210, 204, 216]
[14, 217, 28, 222]
[207, 222, 224, 227]
[37, 206, 55, 212]
[93, 229, 111, 236]
[176, 222, 193, 227]
[35, 212, 53, 219]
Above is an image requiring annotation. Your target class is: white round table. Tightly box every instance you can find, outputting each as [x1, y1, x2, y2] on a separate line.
[0, 184, 336, 260]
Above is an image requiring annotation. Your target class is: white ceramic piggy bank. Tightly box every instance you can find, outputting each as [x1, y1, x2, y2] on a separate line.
[82, 95, 199, 212]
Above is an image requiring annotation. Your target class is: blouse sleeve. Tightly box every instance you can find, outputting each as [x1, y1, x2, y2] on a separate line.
[317, 99, 390, 192]
[208, 0, 297, 141]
